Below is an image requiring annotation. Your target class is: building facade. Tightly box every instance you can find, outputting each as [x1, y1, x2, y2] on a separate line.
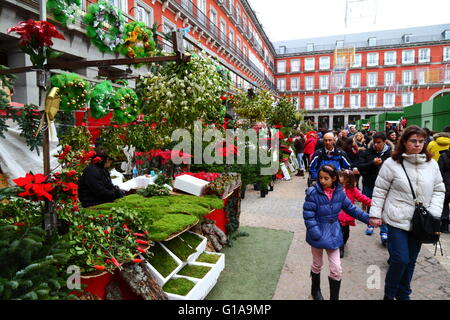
[273, 24, 450, 130]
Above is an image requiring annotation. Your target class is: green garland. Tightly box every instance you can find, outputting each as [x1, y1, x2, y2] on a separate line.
[89, 80, 118, 119]
[119, 22, 156, 59]
[83, 1, 125, 53]
[47, 0, 82, 26]
[113, 87, 140, 124]
[50, 73, 90, 111]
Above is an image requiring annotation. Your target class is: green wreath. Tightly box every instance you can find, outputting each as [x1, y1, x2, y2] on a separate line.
[89, 80, 119, 119]
[113, 87, 140, 124]
[83, 1, 125, 53]
[119, 22, 156, 59]
[50, 73, 90, 111]
[47, 0, 82, 26]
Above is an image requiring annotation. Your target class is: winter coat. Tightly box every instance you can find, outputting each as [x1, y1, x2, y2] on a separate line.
[357, 140, 394, 189]
[309, 147, 352, 180]
[338, 187, 372, 227]
[438, 148, 450, 196]
[78, 163, 119, 208]
[303, 136, 317, 155]
[427, 132, 450, 161]
[294, 137, 305, 154]
[303, 183, 370, 249]
[370, 154, 445, 232]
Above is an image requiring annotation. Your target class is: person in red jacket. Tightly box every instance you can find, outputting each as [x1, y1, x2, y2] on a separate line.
[338, 169, 372, 258]
[303, 131, 318, 171]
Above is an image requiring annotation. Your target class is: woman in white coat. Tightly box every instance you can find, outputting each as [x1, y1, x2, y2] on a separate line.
[370, 125, 445, 300]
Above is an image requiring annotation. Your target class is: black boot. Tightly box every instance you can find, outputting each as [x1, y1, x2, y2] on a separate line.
[329, 277, 341, 300]
[339, 246, 345, 258]
[310, 271, 324, 300]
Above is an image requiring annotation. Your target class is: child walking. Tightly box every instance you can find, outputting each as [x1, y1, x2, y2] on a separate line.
[338, 169, 372, 258]
[303, 165, 380, 300]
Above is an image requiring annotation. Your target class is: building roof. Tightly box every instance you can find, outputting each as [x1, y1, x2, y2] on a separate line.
[273, 23, 450, 55]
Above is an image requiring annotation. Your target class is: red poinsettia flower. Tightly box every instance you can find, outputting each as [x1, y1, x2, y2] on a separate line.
[274, 124, 284, 129]
[13, 173, 35, 187]
[7, 20, 65, 47]
[92, 156, 102, 164]
[275, 131, 285, 140]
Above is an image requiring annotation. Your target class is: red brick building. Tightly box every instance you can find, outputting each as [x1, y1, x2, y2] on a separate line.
[273, 24, 450, 130]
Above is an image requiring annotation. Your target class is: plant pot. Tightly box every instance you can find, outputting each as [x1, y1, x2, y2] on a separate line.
[253, 183, 260, 191]
[260, 190, 266, 198]
[269, 185, 274, 192]
[79, 270, 114, 300]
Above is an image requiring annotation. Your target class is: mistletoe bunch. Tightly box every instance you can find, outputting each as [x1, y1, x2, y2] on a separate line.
[137, 53, 230, 130]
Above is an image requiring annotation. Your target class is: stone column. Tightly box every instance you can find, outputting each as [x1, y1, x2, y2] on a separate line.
[329, 116, 333, 130]
[314, 115, 319, 130]
[8, 51, 39, 105]
[344, 114, 349, 127]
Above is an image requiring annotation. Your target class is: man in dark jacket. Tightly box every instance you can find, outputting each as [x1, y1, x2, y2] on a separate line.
[294, 134, 306, 176]
[308, 132, 352, 186]
[78, 150, 124, 208]
[438, 147, 450, 233]
[356, 131, 393, 244]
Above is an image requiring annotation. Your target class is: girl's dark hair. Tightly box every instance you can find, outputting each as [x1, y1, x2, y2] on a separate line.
[318, 164, 339, 188]
[94, 148, 111, 166]
[391, 125, 432, 163]
[338, 169, 356, 189]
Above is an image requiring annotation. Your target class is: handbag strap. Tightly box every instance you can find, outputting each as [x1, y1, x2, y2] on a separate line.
[401, 161, 417, 201]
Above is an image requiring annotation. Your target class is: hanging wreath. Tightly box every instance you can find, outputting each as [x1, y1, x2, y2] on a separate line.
[47, 0, 82, 26]
[119, 22, 156, 59]
[113, 87, 140, 124]
[50, 73, 90, 111]
[89, 80, 118, 119]
[83, 1, 125, 53]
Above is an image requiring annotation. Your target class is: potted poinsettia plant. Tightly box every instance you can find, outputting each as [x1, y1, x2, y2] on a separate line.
[7, 20, 65, 67]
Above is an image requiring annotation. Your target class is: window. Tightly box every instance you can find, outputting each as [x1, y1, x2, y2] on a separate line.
[384, 93, 396, 107]
[403, 34, 412, 43]
[367, 53, 379, 66]
[319, 56, 330, 70]
[110, 0, 127, 13]
[352, 53, 362, 68]
[368, 37, 377, 46]
[278, 46, 287, 54]
[367, 72, 378, 87]
[220, 20, 226, 39]
[350, 94, 360, 108]
[350, 73, 361, 88]
[277, 78, 286, 91]
[418, 48, 430, 63]
[305, 96, 314, 110]
[333, 73, 346, 89]
[402, 92, 414, 106]
[305, 58, 315, 71]
[306, 43, 314, 52]
[277, 61, 286, 73]
[384, 51, 396, 65]
[236, 38, 241, 51]
[319, 96, 329, 109]
[402, 50, 415, 64]
[136, 5, 153, 26]
[444, 67, 450, 83]
[305, 76, 315, 90]
[198, 0, 206, 23]
[162, 18, 176, 52]
[444, 47, 450, 61]
[367, 93, 377, 108]
[402, 70, 414, 85]
[228, 30, 234, 47]
[336, 40, 344, 48]
[290, 78, 300, 91]
[291, 60, 300, 72]
[445, 30, 450, 40]
[417, 69, 426, 85]
[384, 71, 396, 86]
[319, 75, 329, 90]
[334, 95, 344, 109]
[210, 8, 218, 26]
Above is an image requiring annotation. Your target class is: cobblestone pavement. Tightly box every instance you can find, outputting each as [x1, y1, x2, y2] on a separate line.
[239, 176, 450, 300]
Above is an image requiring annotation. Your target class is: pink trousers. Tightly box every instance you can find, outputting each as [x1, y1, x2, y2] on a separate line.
[310, 247, 342, 281]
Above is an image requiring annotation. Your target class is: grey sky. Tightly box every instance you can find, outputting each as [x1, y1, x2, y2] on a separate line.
[247, 0, 450, 42]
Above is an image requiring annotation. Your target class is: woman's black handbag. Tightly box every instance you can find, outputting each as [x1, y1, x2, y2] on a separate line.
[401, 162, 441, 244]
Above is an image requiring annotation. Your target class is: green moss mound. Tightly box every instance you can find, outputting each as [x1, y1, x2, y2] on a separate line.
[150, 214, 198, 241]
[145, 243, 178, 278]
[196, 252, 220, 264]
[177, 264, 211, 279]
[163, 278, 196, 296]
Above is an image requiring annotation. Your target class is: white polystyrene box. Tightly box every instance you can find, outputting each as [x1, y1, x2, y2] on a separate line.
[173, 174, 210, 196]
[185, 231, 208, 262]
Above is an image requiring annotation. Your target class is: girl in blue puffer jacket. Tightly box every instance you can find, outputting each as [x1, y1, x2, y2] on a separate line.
[303, 164, 381, 300]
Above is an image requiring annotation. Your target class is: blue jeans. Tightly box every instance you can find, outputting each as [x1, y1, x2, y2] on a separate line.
[384, 225, 422, 300]
[296, 153, 304, 170]
[362, 185, 388, 236]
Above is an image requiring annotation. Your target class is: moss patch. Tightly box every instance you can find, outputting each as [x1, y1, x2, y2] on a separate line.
[149, 214, 198, 241]
[163, 236, 197, 261]
[177, 264, 211, 279]
[196, 252, 220, 264]
[179, 232, 203, 249]
[163, 278, 196, 296]
[144, 243, 179, 278]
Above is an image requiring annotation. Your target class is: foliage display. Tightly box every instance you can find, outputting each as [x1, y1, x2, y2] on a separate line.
[89, 80, 118, 119]
[177, 264, 211, 279]
[112, 87, 140, 124]
[233, 89, 274, 124]
[47, 0, 82, 27]
[137, 184, 170, 197]
[119, 22, 157, 59]
[267, 97, 297, 128]
[196, 252, 220, 264]
[143, 243, 178, 278]
[163, 277, 195, 296]
[50, 73, 90, 111]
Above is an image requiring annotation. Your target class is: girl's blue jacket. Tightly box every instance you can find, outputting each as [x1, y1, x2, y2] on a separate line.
[303, 183, 370, 249]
